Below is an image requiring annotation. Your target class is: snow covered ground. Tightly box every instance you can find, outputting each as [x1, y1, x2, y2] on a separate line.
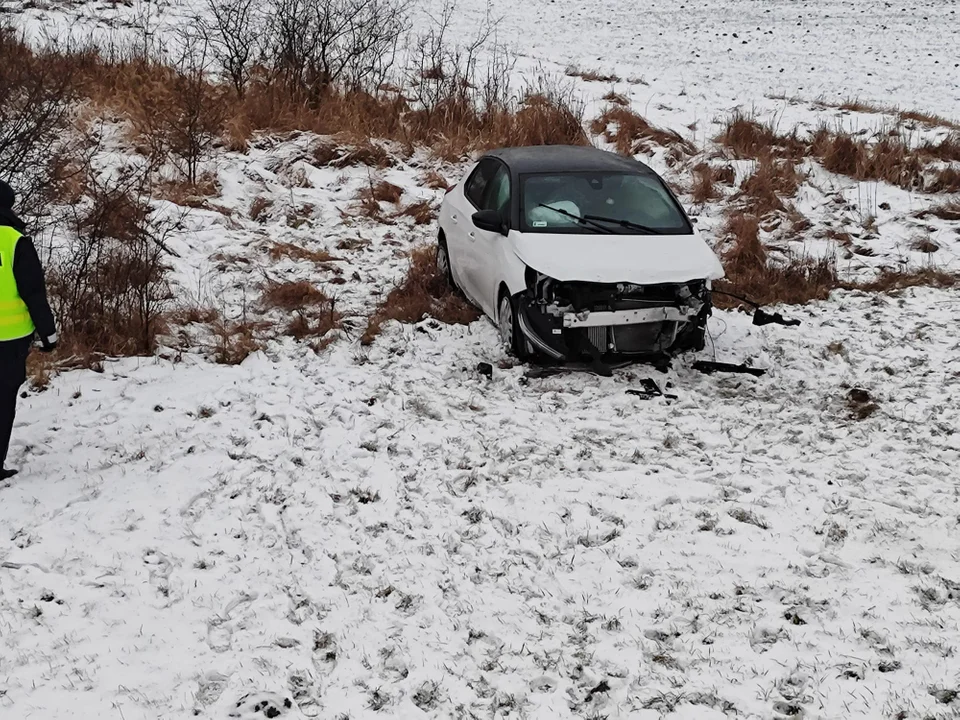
[2, 1, 960, 719]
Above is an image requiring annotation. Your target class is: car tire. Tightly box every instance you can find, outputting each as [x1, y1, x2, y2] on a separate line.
[437, 237, 454, 288]
[498, 292, 531, 360]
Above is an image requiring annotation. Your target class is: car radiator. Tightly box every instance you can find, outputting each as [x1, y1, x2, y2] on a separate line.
[585, 322, 677, 354]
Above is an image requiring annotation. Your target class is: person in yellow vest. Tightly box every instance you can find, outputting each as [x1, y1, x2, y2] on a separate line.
[0, 179, 57, 481]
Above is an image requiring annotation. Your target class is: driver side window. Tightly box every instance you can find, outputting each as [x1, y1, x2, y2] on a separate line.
[482, 165, 511, 218]
[465, 159, 499, 208]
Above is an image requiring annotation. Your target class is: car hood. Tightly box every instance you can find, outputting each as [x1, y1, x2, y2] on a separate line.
[509, 231, 725, 284]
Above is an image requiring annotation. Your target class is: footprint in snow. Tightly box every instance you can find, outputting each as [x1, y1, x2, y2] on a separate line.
[229, 692, 294, 719]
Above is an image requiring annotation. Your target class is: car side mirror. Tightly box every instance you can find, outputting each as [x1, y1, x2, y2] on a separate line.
[472, 209, 507, 235]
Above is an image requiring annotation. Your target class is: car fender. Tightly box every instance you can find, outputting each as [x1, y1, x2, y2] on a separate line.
[498, 232, 529, 305]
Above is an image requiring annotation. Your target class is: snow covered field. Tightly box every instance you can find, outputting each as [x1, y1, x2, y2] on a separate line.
[2, 1, 960, 719]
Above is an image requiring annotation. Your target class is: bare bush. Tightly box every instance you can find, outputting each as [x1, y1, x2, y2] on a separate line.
[47, 164, 178, 356]
[362, 244, 479, 344]
[737, 155, 804, 217]
[715, 112, 805, 160]
[266, 0, 408, 95]
[0, 27, 78, 226]
[198, 0, 265, 98]
[591, 106, 694, 157]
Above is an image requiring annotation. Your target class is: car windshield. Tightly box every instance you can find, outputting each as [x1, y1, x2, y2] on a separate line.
[520, 171, 691, 234]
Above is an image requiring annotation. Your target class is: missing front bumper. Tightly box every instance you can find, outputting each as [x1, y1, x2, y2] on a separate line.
[517, 298, 702, 361]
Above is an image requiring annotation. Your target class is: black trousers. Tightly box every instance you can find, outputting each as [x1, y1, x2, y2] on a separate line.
[0, 337, 31, 469]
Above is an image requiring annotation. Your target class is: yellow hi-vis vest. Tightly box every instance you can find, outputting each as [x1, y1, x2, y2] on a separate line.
[0, 226, 36, 341]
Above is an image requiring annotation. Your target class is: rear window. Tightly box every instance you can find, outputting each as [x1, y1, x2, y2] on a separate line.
[520, 171, 691, 234]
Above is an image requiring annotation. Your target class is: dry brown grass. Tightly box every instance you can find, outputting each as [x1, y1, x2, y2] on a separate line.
[919, 134, 960, 163]
[394, 200, 436, 225]
[591, 106, 695, 157]
[602, 90, 630, 107]
[155, 173, 221, 208]
[837, 98, 960, 130]
[361, 245, 480, 344]
[355, 178, 404, 219]
[268, 242, 339, 264]
[421, 170, 450, 191]
[811, 128, 923, 189]
[852, 267, 959, 292]
[914, 201, 960, 221]
[910, 236, 940, 254]
[210, 317, 264, 365]
[927, 167, 960, 193]
[690, 163, 733, 203]
[715, 112, 805, 160]
[261, 280, 332, 311]
[736, 155, 804, 217]
[249, 196, 274, 222]
[566, 66, 621, 83]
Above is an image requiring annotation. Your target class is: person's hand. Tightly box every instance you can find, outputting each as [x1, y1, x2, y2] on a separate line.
[39, 333, 58, 353]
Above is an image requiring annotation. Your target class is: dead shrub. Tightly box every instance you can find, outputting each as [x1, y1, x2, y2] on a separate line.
[268, 242, 338, 264]
[919, 134, 960, 163]
[591, 106, 695, 157]
[312, 141, 344, 166]
[602, 90, 630, 107]
[249, 195, 274, 221]
[715, 213, 838, 307]
[846, 387, 879, 420]
[261, 280, 331, 311]
[421, 169, 450, 190]
[333, 141, 394, 168]
[910, 236, 940, 254]
[812, 128, 922, 189]
[927, 167, 960, 193]
[156, 172, 221, 208]
[285, 304, 341, 342]
[690, 163, 724, 203]
[47, 165, 177, 357]
[355, 178, 403, 219]
[0, 27, 79, 225]
[716, 112, 805, 160]
[395, 200, 435, 225]
[367, 179, 403, 203]
[914, 201, 960, 221]
[716, 254, 838, 309]
[852, 267, 958, 293]
[211, 317, 263, 364]
[362, 244, 480, 344]
[566, 66, 621, 83]
[737, 155, 804, 217]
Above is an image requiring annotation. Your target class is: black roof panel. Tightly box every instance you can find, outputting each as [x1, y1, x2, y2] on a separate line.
[484, 145, 657, 175]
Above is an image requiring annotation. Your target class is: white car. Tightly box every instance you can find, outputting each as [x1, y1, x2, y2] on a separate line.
[436, 145, 725, 373]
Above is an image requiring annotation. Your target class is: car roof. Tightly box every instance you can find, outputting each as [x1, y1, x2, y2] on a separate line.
[483, 145, 658, 176]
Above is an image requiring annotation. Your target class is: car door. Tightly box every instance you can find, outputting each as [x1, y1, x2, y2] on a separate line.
[446, 158, 498, 307]
[471, 162, 512, 318]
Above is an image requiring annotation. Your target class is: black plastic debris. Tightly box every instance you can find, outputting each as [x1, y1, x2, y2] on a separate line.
[626, 378, 677, 399]
[692, 360, 767, 377]
[753, 308, 801, 327]
[476, 362, 493, 379]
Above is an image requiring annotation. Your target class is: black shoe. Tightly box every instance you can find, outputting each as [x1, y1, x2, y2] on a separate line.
[1, 468, 18, 481]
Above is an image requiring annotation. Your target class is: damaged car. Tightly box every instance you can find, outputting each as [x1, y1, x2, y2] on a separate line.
[436, 145, 725, 374]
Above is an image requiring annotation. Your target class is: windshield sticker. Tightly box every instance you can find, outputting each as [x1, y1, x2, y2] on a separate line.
[532, 220, 548, 227]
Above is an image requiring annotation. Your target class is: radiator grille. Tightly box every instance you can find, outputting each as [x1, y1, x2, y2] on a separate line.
[587, 326, 608, 352]
[613, 322, 675, 353]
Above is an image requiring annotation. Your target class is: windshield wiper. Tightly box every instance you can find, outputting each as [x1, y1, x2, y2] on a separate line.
[536, 204, 614, 234]
[580, 213, 660, 235]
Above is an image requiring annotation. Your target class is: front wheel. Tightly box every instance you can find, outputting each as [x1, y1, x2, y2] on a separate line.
[498, 293, 531, 360]
[436, 238, 454, 287]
